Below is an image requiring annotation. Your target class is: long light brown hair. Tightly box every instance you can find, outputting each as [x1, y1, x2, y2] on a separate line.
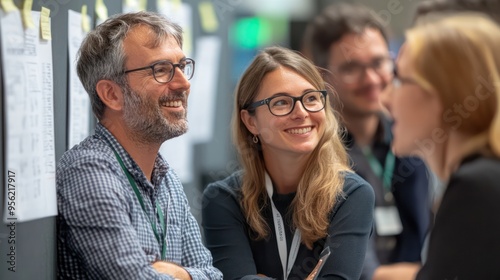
[406, 13, 500, 166]
[232, 47, 351, 248]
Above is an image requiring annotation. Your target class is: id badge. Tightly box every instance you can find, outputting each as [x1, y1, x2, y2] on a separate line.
[374, 206, 403, 236]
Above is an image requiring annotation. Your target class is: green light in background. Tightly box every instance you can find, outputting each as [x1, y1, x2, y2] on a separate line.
[231, 17, 272, 49]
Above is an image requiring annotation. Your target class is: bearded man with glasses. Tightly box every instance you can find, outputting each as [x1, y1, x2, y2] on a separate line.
[303, 3, 432, 280]
[56, 11, 221, 280]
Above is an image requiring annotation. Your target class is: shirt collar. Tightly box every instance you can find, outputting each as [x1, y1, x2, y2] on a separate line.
[95, 123, 169, 187]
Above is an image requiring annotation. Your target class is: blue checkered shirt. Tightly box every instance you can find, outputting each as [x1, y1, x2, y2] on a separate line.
[57, 123, 222, 279]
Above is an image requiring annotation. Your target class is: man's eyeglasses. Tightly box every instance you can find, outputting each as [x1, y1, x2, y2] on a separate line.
[243, 90, 327, 116]
[334, 57, 394, 84]
[124, 58, 195, 83]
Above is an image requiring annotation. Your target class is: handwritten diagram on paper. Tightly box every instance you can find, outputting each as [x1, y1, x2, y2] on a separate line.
[1, 9, 57, 222]
[67, 9, 92, 149]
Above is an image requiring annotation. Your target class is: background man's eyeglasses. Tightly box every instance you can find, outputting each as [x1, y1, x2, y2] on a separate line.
[124, 58, 195, 83]
[243, 90, 327, 116]
[334, 57, 394, 84]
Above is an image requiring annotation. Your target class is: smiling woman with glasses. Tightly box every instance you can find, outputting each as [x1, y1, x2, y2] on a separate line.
[124, 58, 195, 83]
[202, 46, 374, 280]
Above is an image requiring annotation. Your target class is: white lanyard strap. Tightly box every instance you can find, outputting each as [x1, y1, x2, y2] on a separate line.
[265, 173, 302, 279]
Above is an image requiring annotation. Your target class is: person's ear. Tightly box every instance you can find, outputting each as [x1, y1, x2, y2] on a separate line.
[96, 80, 125, 111]
[240, 109, 259, 135]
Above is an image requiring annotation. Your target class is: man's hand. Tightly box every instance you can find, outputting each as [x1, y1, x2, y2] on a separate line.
[152, 261, 192, 280]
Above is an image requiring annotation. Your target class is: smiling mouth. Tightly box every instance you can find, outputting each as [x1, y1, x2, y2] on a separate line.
[286, 127, 312, 134]
[161, 101, 183, 107]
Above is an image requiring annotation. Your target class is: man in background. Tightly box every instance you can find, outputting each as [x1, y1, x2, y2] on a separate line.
[302, 3, 431, 280]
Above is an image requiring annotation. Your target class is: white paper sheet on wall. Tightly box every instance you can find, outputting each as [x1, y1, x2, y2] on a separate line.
[188, 36, 221, 143]
[157, 0, 193, 57]
[1, 9, 57, 222]
[160, 36, 222, 183]
[157, 1, 195, 183]
[67, 9, 92, 149]
[159, 135, 193, 183]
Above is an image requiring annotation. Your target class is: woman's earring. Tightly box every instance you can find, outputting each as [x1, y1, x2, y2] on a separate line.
[253, 135, 259, 144]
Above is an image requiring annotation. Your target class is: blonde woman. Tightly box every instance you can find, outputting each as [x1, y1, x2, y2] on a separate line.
[202, 47, 375, 279]
[387, 14, 500, 279]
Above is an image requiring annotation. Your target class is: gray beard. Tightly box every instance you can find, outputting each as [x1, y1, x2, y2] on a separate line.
[122, 84, 188, 145]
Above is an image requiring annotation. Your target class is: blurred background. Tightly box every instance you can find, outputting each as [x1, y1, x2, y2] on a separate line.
[0, 0, 423, 278]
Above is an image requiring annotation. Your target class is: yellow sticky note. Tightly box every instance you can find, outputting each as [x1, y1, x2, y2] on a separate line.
[156, 0, 164, 10]
[1, 0, 18, 12]
[198, 1, 218, 33]
[40, 6, 51, 40]
[22, 0, 34, 29]
[139, 0, 147, 11]
[183, 26, 193, 57]
[171, 0, 182, 11]
[81, 5, 90, 32]
[95, 0, 108, 21]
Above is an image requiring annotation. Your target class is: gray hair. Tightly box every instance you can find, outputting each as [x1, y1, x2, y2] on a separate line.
[76, 11, 183, 120]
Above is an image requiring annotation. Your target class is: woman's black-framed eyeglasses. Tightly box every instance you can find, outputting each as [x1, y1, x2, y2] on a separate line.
[243, 90, 327, 116]
[123, 58, 195, 83]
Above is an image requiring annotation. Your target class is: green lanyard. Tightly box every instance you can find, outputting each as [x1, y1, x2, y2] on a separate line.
[108, 146, 166, 260]
[362, 146, 396, 201]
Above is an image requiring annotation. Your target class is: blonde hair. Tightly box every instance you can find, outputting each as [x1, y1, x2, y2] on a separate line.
[405, 13, 500, 163]
[232, 46, 351, 248]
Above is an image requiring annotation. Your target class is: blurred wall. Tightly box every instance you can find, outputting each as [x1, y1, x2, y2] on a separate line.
[0, 1, 425, 279]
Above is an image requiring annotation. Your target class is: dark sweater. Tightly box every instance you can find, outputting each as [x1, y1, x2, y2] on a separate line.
[416, 155, 500, 280]
[202, 171, 375, 280]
